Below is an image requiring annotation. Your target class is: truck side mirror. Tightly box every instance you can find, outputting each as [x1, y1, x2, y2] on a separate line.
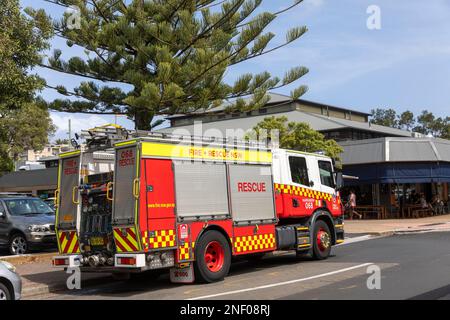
[0, 211, 5, 219]
[335, 172, 344, 189]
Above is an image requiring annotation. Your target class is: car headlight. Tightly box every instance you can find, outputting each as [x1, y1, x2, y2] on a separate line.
[1, 261, 17, 273]
[28, 225, 50, 233]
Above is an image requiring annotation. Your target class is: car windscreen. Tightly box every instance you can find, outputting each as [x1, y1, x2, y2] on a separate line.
[4, 199, 55, 216]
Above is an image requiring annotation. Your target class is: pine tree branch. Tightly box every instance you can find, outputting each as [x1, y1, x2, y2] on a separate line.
[39, 63, 129, 84]
[174, 0, 246, 59]
[231, 34, 304, 66]
[236, 0, 304, 29]
[45, 84, 130, 109]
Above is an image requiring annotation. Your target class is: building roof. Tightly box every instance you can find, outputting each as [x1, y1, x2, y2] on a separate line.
[308, 113, 413, 137]
[159, 109, 413, 139]
[0, 168, 58, 189]
[167, 92, 371, 120]
[340, 137, 450, 165]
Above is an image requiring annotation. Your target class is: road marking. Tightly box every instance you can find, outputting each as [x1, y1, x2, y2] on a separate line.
[188, 262, 373, 300]
[338, 235, 376, 246]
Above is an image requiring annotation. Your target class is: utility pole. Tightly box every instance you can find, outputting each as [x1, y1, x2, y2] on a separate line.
[68, 119, 72, 142]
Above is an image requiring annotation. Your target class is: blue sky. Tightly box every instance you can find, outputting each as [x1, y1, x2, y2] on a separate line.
[21, 0, 450, 140]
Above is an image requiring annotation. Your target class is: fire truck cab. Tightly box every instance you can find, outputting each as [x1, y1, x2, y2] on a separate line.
[53, 127, 344, 284]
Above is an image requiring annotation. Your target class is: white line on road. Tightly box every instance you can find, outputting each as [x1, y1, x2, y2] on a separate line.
[188, 262, 373, 300]
[338, 235, 378, 246]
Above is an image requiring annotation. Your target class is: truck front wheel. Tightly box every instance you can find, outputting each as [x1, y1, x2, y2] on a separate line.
[312, 220, 332, 260]
[194, 230, 231, 283]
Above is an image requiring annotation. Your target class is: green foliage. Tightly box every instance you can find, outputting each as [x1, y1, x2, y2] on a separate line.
[29, 0, 309, 130]
[248, 116, 344, 164]
[370, 108, 398, 128]
[414, 111, 449, 138]
[0, 0, 51, 110]
[55, 138, 70, 145]
[398, 111, 415, 131]
[370, 108, 449, 139]
[0, 0, 53, 172]
[0, 103, 56, 161]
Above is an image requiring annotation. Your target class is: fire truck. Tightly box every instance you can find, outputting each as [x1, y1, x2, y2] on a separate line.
[53, 125, 344, 283]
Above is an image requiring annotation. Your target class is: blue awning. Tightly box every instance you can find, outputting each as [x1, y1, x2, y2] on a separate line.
[343, 162, 450, 185]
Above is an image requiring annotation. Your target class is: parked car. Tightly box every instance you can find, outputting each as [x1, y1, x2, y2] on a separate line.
[0, 260, 21, 300]
[43, 197, 56, 211]
[0, 194, 56, 255]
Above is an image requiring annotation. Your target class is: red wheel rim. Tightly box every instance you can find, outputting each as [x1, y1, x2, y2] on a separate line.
[204, 241, 225, 273]
[316, 228, 331, 252]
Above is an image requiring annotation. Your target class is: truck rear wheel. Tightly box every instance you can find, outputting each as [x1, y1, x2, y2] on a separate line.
[194, 230, 231, 283]
[312, 220, 332, 260]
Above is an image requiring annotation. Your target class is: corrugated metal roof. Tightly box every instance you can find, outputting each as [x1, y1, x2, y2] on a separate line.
[0, 168, 58, 189]
[167, 92, 371, 119]
[159, 110, 413, 139]
[340, 138, 450, 165]
[308, 113, 412, 137]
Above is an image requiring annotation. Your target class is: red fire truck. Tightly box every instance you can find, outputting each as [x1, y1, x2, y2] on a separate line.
[53, 127, 344, 283]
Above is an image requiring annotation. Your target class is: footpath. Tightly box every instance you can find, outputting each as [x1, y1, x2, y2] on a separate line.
[344, 214, 450, 235]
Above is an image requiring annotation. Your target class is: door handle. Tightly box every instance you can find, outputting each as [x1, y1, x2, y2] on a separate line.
[54, 189, 59, 207]
[133, 178, 140, 199]
[106, 182, 114, 201]
[72, 186, 80, 204]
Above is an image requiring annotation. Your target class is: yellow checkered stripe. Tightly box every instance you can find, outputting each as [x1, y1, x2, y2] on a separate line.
[274, 183, 333, 201]
[178, 242, 196, 261]
[142, 230, 176, 250]
[234, 234, 276, 253]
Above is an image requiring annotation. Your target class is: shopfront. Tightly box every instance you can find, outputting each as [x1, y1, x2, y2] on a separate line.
[340, 138, 450, 219]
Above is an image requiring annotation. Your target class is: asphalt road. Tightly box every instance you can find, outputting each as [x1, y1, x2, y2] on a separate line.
[33, 231, 450, 300]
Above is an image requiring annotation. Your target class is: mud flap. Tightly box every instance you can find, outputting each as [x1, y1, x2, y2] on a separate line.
[170, 263, 195, 284]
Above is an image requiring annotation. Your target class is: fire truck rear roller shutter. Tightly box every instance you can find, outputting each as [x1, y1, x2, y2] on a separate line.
[174, 162, 229, 218]
[57, 155, 81, 229]
[112, 146, 138, 224]
[228, 164, 276, 225]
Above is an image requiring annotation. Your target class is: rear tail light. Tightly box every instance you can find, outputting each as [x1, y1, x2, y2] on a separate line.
[117, 257, 136, 265]
[53, 258, 69, 266]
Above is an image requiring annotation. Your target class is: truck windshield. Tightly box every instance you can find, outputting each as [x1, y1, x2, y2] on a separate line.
[4, 199, 55, 216]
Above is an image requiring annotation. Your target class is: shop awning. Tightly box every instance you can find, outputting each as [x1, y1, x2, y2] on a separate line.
[343, 162, 450, 185]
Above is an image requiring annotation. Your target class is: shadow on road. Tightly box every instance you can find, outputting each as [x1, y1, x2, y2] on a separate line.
[409, 284, 450, 300]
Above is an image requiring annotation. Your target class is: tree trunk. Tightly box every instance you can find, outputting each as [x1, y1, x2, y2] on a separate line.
[134, 109, 154, 131]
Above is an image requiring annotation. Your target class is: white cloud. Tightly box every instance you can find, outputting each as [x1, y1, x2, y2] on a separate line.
[305, 0, 324, 7]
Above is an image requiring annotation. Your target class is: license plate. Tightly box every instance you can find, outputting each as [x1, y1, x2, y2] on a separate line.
[170, 264, 195, 284]
[90, 237, 105, 246]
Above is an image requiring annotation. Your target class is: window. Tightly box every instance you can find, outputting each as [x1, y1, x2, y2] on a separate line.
[4, 199, 54, 216]
[345, 112, 351, 120]
[258, 108, 268, 114]
[318, 161, 335, 188]
[289, 156, 309, 186]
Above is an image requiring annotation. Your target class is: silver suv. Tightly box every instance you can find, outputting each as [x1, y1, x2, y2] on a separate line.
[0, 194, 56, 255]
